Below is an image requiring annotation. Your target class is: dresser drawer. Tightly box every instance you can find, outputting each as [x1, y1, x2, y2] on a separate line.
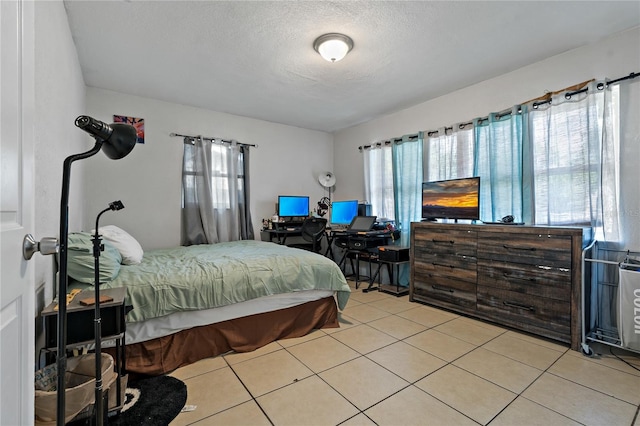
[413, 252, 477, 279]
[477, 285, 570, 336]
[477, 259, 571, 301]
[414, 228, 477, 257]
[477, 232, 572, 268]
[413, 274, 477, 309]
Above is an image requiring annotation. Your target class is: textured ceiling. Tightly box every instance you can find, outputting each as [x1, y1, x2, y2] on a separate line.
[63, 1, 640, 133]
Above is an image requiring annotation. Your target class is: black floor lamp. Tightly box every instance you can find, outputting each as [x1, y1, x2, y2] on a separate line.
[91, 200, 125, 425]
[56, 116, 136, 425]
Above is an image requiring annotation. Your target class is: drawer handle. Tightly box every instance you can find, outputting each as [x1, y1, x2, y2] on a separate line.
[432, 239, 454, 244]
[503, 272, 536, 282]
[503, 245, 536, 251]
[503, 301, 535, 311]
[432, 285, 454, 293]
[432, 262, 454, 269]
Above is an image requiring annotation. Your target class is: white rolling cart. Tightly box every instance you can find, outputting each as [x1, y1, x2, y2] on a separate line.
[581, 240, 640, 356]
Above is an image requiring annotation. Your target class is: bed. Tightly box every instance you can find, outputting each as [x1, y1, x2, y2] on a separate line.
[67, 231, 350, 375]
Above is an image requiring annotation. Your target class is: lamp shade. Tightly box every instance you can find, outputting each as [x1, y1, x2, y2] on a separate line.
[75, 116, 137, 160]
[101, 123, 137, 159]
[313, 33, 353, 62]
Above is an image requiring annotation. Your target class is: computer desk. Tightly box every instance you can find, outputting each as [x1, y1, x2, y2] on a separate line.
[323, 227, 347, 259]
[262, 228, 303, 246]
[328, 229, 399, 290]
[324, 227, 385, 256]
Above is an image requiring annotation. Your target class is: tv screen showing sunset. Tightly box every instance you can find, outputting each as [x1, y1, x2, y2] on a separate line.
[422, 177, 480, 220]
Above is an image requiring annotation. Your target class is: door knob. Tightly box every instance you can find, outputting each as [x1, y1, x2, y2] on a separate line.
[22, 234, 58, 260]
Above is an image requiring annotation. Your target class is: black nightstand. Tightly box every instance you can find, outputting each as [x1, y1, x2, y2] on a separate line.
[41, 287, 129, 411]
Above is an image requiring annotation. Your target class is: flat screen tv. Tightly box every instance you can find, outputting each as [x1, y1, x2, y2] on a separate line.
[330, 200, 358, 225]
[278, 195, 309, 218]
[422, 176, 480, 221]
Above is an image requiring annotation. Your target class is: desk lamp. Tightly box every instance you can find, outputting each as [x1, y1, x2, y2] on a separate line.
[317, 172, 336, 217]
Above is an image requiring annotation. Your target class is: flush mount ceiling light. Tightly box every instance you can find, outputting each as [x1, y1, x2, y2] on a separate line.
[313, 33, 354, 62]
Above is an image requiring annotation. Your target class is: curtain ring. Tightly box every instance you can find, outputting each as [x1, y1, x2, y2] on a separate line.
[597, 82, 605, 90]
[565, 93, 572, 100]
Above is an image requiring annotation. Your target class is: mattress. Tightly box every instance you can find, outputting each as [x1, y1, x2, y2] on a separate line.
[98, 240, 350, 323]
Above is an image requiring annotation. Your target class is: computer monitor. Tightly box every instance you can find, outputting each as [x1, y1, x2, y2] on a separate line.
[330, 200, 358, 225]
[278, 195, 309, 218]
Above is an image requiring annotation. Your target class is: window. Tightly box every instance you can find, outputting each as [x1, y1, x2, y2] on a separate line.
[424, 126, 474, 181]
[181, 138, 253, 244]
[182, 144, 246, 210]
[209, 144, 246, 210]
[363, 144, 395, 220]
[362, 79, 626, 243]
[530, 107, 596, 224]
[528, 84, 617, 229]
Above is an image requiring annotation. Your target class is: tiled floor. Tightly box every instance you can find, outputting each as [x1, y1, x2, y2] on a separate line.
[169, 281, 640, 425]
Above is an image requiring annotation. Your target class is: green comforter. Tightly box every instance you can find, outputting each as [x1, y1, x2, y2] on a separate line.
[101, 240, 350, 323]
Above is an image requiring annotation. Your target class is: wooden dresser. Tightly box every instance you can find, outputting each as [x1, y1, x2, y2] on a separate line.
[410, 222, 587, 350]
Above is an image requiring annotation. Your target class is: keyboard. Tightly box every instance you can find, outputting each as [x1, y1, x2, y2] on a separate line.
[284, 220, 304, 227]
[347, 230, 388, 236]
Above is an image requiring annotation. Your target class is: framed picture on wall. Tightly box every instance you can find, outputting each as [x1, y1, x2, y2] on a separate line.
[113, 115, 145, 144]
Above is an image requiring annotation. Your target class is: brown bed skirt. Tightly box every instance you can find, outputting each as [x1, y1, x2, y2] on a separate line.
[111, 296, 339, 376]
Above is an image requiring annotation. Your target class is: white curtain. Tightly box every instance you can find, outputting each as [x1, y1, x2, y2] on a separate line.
[182, 137, 254, 244]
[526, 80, 619, 242]
[424, 125, 474, 181]
[363, 143, 395, 220]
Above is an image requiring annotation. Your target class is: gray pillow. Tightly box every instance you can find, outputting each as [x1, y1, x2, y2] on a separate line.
[66, 232, 122, 284]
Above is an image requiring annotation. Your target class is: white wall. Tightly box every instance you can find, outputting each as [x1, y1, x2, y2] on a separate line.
[34, 0, 87, 303]
[334, 27, 640, 248]
[83, 89, 334, 249]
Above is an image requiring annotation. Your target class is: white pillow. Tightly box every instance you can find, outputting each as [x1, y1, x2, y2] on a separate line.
[95, 225, 144, 265]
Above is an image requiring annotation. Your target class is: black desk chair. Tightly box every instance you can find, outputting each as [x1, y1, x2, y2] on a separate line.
[289, 217, 327, 253]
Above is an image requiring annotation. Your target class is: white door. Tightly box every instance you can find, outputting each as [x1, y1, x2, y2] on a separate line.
[1, 0, 36, 424]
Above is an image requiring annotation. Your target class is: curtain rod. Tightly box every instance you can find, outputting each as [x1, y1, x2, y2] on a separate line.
[530, 71, 638, 110]
[360, 70, 638, 144]
[358, 133, 419, 151]
[426, 122, 475, 138]
[170, 132, 258, 148]
[430, 72, 638, 134]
